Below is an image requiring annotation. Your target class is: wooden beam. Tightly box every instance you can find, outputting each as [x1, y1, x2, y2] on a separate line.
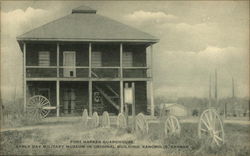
[92, 67, 120, 69]
[120, 81, 124, 113]
[120, 43, 123, 78]
[57, 43, 59, 77]
[132, 82, 136, 131]
[26, 66, 57, 68]
[26, 77, 152, 82]
[123, 67, 149, 69]
[26, 78, 59, 81]
[89, 43, 92, 78]
[23, 43, 26, 112]
[150, 45, 154, 117]
[120, 43, 124, 113]
[56, 80, 60, 117]
[89, 81, 92, 116]
[26, 66, 148, 69]
[124, 83, 129, 125]
[88, 43, 92, 116]
[150, 81, 154, 117]
[17, 38, 158, 43]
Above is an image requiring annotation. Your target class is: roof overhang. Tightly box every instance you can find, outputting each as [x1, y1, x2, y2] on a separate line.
[17, 38, 159, 44]
[17, 38, 159, 52]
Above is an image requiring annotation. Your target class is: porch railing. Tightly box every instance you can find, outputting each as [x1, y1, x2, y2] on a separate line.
[26, 66, 150, 78]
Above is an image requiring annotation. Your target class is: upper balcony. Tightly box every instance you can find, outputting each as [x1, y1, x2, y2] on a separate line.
[25, 42, 152, 80]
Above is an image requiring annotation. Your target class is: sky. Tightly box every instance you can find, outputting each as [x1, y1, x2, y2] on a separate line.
[1, 1, 249, 103]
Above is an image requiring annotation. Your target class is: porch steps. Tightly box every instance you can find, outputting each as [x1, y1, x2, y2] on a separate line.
[94, 86, 120, 110]
[105, 84, 119, 97]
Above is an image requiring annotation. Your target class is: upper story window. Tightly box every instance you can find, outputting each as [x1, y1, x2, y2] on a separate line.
[123, 52, 133, 67]
[39, 51, 50, 66]
[92, 51, 102, 67]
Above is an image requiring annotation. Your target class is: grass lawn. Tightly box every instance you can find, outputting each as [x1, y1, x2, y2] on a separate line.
[1, 121, 249, 156]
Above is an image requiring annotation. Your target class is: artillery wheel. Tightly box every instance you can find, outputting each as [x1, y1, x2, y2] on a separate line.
[117, 113, 127, 129]
[164, 115, 181, 136]
[101, 111, 110, 128]
[82, 109, 88, 126]
[198, 109, 225, 146]
[92, 112, 99, 128]
[27, 95, 51, 119]
[135, 113, 148, 136]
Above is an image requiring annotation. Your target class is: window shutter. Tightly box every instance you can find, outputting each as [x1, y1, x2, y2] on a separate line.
[92, 51, 102, 67]
[123, 52, 133, 67]
[39, 51, 50, 66]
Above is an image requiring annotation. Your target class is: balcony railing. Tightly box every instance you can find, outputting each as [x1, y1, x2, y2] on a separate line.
[26, 66, 150, 79]
[59, 67, 89, 78]
[91, 67, 120, 78]
[123, 67, 149, 78]
[26, 66, 57, 78]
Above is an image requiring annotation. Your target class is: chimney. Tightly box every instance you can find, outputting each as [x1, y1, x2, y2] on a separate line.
[72, 6, 97, 14]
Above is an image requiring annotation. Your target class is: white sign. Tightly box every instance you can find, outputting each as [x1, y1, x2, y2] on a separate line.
[124, 87, 133, 104]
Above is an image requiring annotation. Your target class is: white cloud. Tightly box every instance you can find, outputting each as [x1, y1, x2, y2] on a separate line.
[124, 10, 177, 24]
[198, 46, 248, 65]
[1, 7, 51, 101]
[153, 44, 249, 98]
[1, 7, 49, 40]
[174, 22, 214, 34]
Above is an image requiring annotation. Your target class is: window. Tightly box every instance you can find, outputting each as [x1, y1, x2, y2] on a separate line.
[39, 51, 50, 66]
[92, 51, 102, 67]
[123, 52, 133, 67]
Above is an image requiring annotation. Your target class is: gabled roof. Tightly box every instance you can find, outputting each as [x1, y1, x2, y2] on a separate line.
[17, 6, 159, 43]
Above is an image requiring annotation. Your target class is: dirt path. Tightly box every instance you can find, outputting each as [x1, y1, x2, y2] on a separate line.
[0, 123, 75, 132]
[181, 118, 250, 125]
[1, 118, 249, 133]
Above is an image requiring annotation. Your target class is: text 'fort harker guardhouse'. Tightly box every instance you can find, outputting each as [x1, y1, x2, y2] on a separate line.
[17, 6, 159, 117]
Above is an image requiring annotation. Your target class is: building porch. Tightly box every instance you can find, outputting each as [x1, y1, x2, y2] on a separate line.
[26, 80, 152, 117]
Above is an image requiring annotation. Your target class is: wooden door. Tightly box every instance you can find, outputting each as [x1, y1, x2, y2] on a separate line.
[63, 89, 76, 114]
[63, 51, 76, 77]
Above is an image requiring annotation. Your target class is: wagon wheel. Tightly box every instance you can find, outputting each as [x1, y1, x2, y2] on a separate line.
[27, 95, 51, 119]
[198, 109, 225, 146]
[92, 112, 99, 128]
[82, 109, 88, 126]
[135, 113, 148, 136]
[117, 113, 127, 129]
[101, 111, 110, 128]
[164, 115, 181, 136]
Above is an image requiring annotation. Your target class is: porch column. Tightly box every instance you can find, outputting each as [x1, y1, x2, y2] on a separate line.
[89, 43, 92, 78]
[120, 43, 124, 113]
[56, 43, 59, 77]
[150, 45, 154, 117]
[23, 43, 26, 112]
[88, 43, 92, 116]
[56, 43, 60, 117]
[56, 80, 60, 117]
[89, 81, 92, 116]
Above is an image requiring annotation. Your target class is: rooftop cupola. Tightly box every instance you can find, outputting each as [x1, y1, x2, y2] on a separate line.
[72, 6, 97, 14]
